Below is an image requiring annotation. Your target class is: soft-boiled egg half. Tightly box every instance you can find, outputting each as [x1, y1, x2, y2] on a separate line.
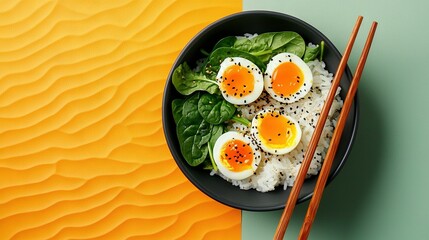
[213, 131, 262, 180]
[264, 53, 313, 103]
[251, 109, 302, 155]
[216, 57, 264, 105]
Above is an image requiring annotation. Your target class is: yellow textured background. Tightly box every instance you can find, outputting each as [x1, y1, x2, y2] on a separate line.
[0, 0, 241, 239]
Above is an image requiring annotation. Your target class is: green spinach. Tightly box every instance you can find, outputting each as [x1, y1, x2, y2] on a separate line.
[176, 94, 213, 166]
[181, 133, 209, 166]
[181, 92, 202, 122]
[212, 36, 237, 51]
[176, 116, 211, 166]
[203, 47, 266, 79]
[211, 32, 306, 63]
[171, 31, 317, 169]
[209, 124, 223, 148]
[198, 93, 236, 125]
[181, 93, 212, 147]
[303, 44, 320, 62]
[207, 125, 223, 171]
[172, 62, 219, 95]
[172, 99, 185, 124]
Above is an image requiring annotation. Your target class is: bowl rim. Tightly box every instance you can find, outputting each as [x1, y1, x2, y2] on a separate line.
[162, 10, 359, 211]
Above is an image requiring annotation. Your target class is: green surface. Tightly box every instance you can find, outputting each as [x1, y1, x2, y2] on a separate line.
[243, 0, 429, 239]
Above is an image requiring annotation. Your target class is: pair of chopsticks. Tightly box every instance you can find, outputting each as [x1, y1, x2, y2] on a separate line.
[274, 16, 378, 240]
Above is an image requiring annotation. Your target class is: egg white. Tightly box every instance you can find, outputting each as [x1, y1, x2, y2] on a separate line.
[251, 109, 302, 155]
[264, 52, 313, 103]
[216, 57, 264, 105]
[213, 131, 261, 180]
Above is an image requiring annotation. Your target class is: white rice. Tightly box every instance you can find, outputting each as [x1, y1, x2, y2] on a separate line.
[211, 59, 343, 192]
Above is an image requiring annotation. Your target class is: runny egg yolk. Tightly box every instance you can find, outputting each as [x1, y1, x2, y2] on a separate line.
[258, 112, 298, 148]
[222, 65, 255, 97]
[271, 62, 304, 97]
[220, 139, 254, 172]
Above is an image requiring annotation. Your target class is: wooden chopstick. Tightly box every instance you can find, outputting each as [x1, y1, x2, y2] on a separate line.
[298, 21, 378, 240]
[273, 16, 364, 240]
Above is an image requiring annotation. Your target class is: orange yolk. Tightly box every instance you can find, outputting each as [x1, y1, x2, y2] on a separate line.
[258, 113, 298, 148]
[221, 65, 255, 97]
[271, 62, 304, 96]
[220, 139, 254, 172]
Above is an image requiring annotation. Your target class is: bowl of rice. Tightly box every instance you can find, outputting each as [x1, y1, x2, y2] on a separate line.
[162, 11, 358, 211]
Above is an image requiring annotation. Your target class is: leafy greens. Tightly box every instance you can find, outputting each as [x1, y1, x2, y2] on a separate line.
[171, 31, 325, 169]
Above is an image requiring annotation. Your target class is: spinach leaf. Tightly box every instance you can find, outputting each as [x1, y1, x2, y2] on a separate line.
[205, 125, 223, 171]
[271, 32, 305, 55]
[180, 93, 212, 147]
[176, 115, 212, 166]
[172, 99, 185, 124]
[210, 32, 306, 63]
[176, 93, 213, 166]
[209, 124, 223, 148]
[177, 119, 212, 148]
[248, 32, 306, 62]
[182, 92, 201, 122]
[172, 62, 219, 95]
[233, 37, 254, 52]
[198, 93, 236, 125]
[303, 44, 320, 62]
[204, 47, 266, 79]
[212, 36, 237, 50]
[181, 133, 209, 166]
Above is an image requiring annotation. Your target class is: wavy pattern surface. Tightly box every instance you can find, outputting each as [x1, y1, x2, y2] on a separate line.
[0, 1, 242, 239]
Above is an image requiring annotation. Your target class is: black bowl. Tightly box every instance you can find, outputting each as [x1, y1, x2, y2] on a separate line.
[162, 11, 358, 211]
